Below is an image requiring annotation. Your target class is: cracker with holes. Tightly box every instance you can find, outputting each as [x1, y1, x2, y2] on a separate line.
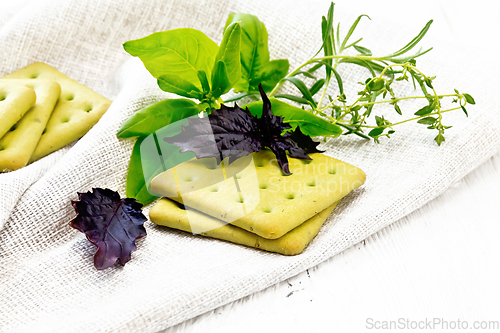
[151, 150, 365, 239]
[0, 81, 36, 140]
[1, 62, 112, 162]
[0, 79, 61, 172]
[150, 198, 339, 255]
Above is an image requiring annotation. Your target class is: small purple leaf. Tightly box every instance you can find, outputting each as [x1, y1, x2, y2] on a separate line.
[70, 188, 147, 270]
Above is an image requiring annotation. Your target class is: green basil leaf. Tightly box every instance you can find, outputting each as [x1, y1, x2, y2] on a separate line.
[126, 136, 160, 205]
[211, 60, 231, 99]
[117, 99, 199, 138]
[213, 22, 241, 91]
[157, 74, 203, 100]
[127, 127, 196, 205]
[225, 13, 270, 92]
[197, 70, 211, 94]
[250, 59, 289, 92]
[123, 28, 218, 88]
[244, 98, 342, 137]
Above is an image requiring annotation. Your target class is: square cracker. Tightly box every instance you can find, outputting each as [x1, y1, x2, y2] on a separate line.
[151, 150, 366, 239]
[0, 79, 61, 172]
[0, 81, 36, 139]
[149, 198, 339, 255]
[1, 62, 112, 162]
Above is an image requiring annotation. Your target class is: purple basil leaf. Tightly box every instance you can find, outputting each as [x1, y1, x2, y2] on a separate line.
[165, 83, 320, 175]
[286, 126, 323, 155]
[70, 188, 147, 270]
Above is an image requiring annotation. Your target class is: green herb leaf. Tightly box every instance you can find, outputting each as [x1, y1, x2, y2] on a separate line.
[368, 127, 384, 137]
[250, 59, 290, 92]
[353, 45, 372, 55]
[414, 105, 433, 116]
[310, 79, 326, 96]
[211, 61, 231, 99]
[283, 77, 317, 107]
[274, 94, 312, 105]
[123, 28, 218, 88]
[435, 133, 445, 146]
[157, 74, 203, 100]
[197, 70, 211, 94]
[212, 22, 241, 94]
[417, 116, 437, 125]
[117, 99, 199, 138]
[460, 105, 468, 117]
[463, 93, 475, 105]
[225, 13, 269, 91]
[126, 126, 196, 205]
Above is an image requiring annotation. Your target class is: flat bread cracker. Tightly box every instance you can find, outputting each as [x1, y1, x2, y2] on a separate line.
[149, 198, 339, 255]
[151, 150, 365, 239]
[0, 81, 36, 139]
[0, 79, 61, 172]
[1, 62, 111, 162]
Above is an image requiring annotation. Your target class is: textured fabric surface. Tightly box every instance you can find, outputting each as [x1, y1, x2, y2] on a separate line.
[0, 0, 498, 332]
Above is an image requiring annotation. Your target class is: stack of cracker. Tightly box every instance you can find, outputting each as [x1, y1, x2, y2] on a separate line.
[149, 150, 366, 255]
[0, 63, 111, 172]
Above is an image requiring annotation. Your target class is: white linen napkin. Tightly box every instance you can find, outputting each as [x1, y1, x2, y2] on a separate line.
[0, 0, 499, 332]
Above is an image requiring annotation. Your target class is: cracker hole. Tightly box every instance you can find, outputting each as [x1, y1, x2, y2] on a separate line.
[328, 168, 337, 175]
[83, 104, 93, 112]
[183, 176, 194, 182]
[306, 180, 316, 187]
[60, 117, 71, 123]
[285, 193, 295, 200]
[259, 184, 268, 190]
[0, 146, 4, 151]
[0, 95, 6, 101]
[262, 208, 273, 213]
[9, 124, 16, 132]
[29, 73, 39, 79]
[66, 94, 74, 101]
[237, 198, 244, 203]
[255, 161, 265, 167]
[301, 159, 312, 164]
[208, 187, 219, 192]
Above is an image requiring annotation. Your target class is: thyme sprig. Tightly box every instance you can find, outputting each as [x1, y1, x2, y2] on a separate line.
[262, 3, 474, 145]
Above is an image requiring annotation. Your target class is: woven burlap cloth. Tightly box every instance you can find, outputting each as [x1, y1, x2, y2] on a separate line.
[0, 0, 498, 332]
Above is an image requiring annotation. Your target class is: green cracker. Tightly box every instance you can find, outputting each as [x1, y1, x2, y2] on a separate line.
[1, 62, 112, 162]
[149, 198, 339, 255]
[0, 81, 36, 139]
[151, 150, 366, 239]
[0, 79, 61, 172]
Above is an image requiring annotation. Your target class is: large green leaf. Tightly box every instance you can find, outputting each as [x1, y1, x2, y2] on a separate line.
[212, 22, 241, 94]
[250, 59, 289, 93]
[126, 125, 196, 205]
[225, 13, 269, 92]
[117, 98, 199, 138]
[123, 28, 219, 89]
[244, 98, 342, 137]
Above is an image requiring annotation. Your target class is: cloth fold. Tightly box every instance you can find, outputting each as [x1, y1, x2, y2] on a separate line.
[0, 0, 499, 332]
